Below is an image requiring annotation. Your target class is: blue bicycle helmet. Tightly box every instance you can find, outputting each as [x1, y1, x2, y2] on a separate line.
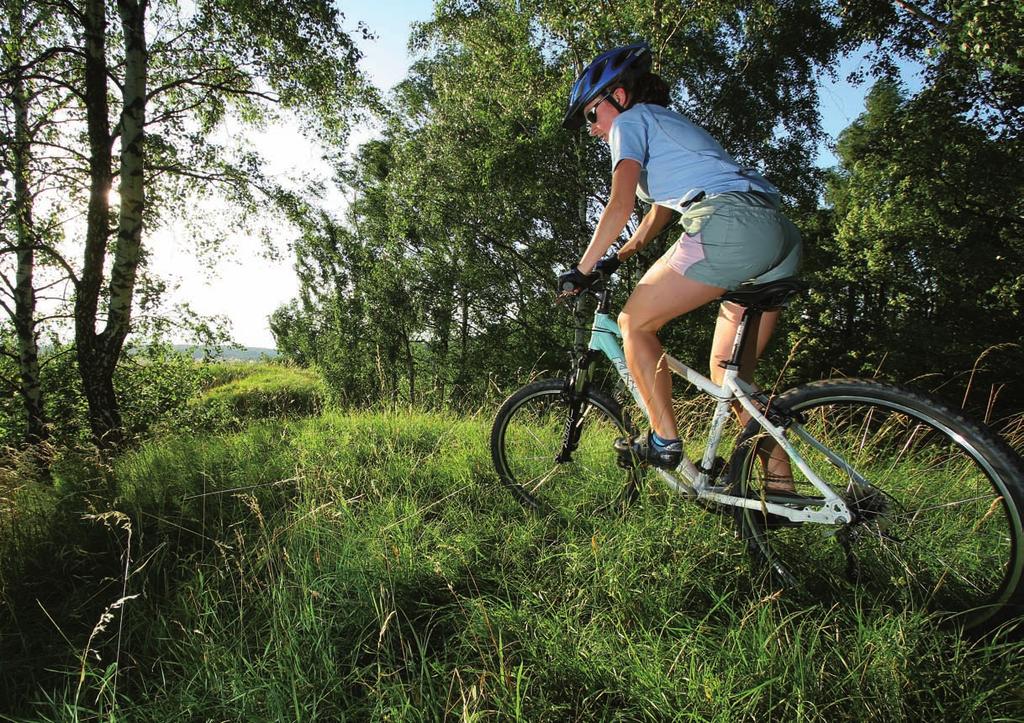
[562, 42, 652, 130]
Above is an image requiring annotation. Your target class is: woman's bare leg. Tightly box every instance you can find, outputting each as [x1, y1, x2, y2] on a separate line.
[618, 259, 725, 439]
[709, 302, 793, 486]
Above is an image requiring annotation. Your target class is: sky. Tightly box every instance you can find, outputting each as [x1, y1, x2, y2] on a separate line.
[154, 3, 910, 350]
[153, 0, 437, 350]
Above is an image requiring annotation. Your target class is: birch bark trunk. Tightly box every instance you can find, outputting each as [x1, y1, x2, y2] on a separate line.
[10, 12, 47, 446]
[74, 0, 148, 450]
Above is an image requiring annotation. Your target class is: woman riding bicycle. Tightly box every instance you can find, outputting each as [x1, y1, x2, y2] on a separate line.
[558, 42, 802, 489]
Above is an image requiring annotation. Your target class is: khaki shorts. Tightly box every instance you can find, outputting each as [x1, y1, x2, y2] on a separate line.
[663, 191, 802, 290]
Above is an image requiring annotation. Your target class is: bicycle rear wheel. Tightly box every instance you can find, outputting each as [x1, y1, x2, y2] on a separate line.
[731, 379, 1024, 632]
[490, 379, 639, 516]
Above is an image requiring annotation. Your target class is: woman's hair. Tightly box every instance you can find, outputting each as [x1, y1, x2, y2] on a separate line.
[623, 71, 671, 108]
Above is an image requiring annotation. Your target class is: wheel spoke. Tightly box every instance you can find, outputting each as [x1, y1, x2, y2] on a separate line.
[524, 465, 560, 495]
[734, 380, 1024, 631]
[492, 381, 635, 516]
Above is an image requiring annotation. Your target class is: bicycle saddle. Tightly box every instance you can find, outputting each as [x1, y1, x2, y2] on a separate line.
[721, 277, 806, 310]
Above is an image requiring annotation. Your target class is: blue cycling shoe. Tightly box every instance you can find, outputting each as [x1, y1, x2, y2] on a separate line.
[614, 431, 682, 469]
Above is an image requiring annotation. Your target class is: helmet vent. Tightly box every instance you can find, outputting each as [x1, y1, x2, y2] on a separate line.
[562, 42, 652, 130]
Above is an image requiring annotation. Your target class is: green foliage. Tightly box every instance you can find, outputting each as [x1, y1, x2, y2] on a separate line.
[264, 0, 1024, 421]
[948, 0, 1024, 81]
[788, 78, 1024, 411]
[3, 410, 1023, 718]
[115, 419, 297, 522]
[199, 359, 284, 387]
[0, 332, 23, 446]
[1, 345, 210, 449]
[0, 0, 375, 451]
[0, 349, 325, 451]
[275, 0, 845, 409]
[0, 344, 90, 450]
[0, 456, 63, 574]
[115, 346, 216, 442]
[0, 419, 298, 712]
[839, 0, 1023, 141]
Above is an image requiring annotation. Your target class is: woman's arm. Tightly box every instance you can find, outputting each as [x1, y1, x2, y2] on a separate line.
[577, 159, 642, 273]
[618, 204, 675, 261]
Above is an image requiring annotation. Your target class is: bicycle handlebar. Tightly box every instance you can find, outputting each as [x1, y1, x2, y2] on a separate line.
[557, 241, 623, 296]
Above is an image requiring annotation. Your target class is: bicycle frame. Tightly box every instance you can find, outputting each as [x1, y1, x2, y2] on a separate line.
[585, 307, 852, 526]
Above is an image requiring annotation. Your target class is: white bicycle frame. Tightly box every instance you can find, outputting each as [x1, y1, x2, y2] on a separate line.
[587, 310, 853, 525]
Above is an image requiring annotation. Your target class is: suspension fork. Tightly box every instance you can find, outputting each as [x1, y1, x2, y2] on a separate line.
[556, 350, 601, 463]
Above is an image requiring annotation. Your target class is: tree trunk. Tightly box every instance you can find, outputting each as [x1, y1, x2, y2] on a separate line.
[108, 0, 147, 350]
[74, 0, 148, 451]
[75, 0, 116, 447]
[79, 359, 122, 447]
[456, 284, 470, 392]
[431, 280, 454, 406]
[389, 339, 399, 405]
[403, 328, 415, 406]
[10, 11, 47, 447]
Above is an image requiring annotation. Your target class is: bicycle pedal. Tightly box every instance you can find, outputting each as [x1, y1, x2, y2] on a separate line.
[614, 435, 639, 470]
[616, 447, 641, 470]
[706, 456, 727, 482]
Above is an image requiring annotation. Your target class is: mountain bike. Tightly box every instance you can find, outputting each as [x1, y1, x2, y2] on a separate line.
[489, 271, 1024, 632]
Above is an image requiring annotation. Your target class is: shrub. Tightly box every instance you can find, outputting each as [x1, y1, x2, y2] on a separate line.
[188, 364, 327, 423]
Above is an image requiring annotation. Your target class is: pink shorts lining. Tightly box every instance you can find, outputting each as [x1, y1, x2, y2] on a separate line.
[666, 232, 706, 276]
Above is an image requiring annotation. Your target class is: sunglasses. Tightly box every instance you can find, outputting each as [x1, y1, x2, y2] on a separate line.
[585, 89, 617, 125]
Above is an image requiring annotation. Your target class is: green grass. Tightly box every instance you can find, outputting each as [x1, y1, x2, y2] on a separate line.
[196, 363, 326, 416]
[199, 360, 291, 389]
[3, 409, 1024, 721]
[149, 362, 329, 435]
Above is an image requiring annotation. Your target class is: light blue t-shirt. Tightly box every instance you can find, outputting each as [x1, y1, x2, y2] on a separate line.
[608, 104, 778, 208]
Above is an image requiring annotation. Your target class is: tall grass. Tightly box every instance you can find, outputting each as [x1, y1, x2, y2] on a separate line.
[187, 363, 327, 422]
[3, 409, 1023, 721]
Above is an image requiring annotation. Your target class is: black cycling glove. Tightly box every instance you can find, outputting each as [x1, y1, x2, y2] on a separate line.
[557, 267, 596, 294]
[593, 253, 622, 277]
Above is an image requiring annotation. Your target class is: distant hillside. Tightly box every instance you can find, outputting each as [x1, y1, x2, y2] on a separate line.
[172, 345, 279, 361]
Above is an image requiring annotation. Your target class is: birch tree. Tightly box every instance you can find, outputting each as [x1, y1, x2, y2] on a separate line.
[3, 0, 371, 450]
[0, 0, 73, 448]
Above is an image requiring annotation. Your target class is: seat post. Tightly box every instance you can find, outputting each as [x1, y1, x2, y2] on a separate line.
[716, 276, 804, 373]
[721, 305, 762, 372]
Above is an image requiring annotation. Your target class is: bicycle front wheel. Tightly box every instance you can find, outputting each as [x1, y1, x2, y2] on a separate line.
[731, 379, 1024, 632]
[490, 379, 639, 516]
